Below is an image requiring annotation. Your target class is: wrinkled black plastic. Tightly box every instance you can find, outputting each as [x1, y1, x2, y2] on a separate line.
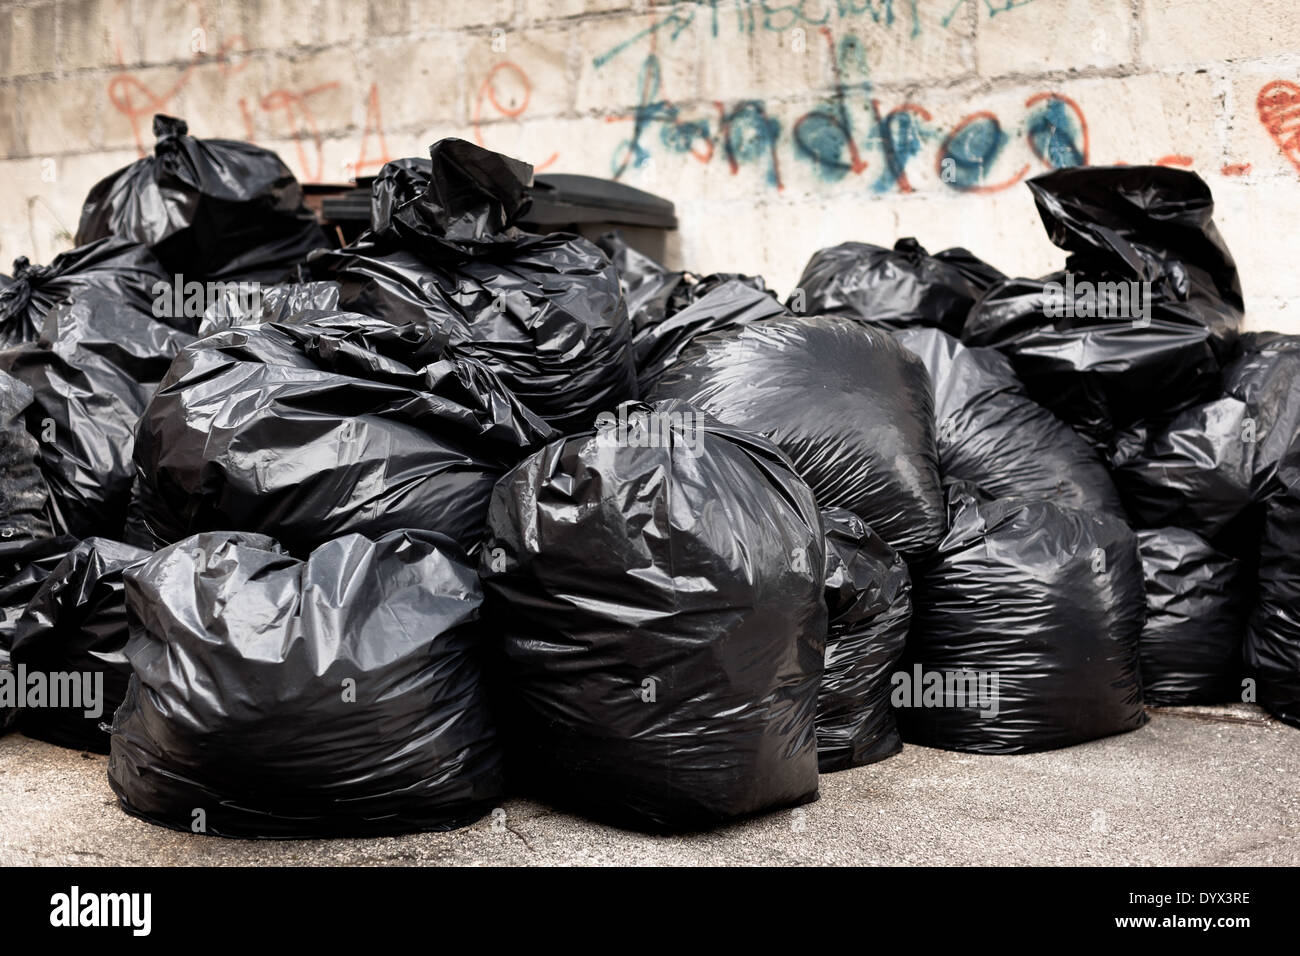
[198, 280, 341, 336]
[651, 316, 944, 558]
[1110, 333, 1300, 541]
[0, 238, 173, 346]
[1135, 528, 1246, 706]
[964, 167, 1242, 450]
[76, 114, 326, 283]
[129, 312, 554, 555]
[596, 231, 774, 394]
[0, 536, 76, 734]
[1247, 445, 1300, 728]
[895, 327, 1123, 514]
[0, 292, 194, 539]
[793, 238, 1004, 336]
[304, 141, 636, 432]
[10, 537, 150, 751]
[817, 507, 911, 772]
[109, 529, 503, 837]
[0, 370, 54, 543]
[480, 400, 825, 831]
[899, 484, 1147, 753]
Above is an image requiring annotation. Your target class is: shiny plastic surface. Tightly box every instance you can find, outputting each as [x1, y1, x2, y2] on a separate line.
[480, 400, 825, 831]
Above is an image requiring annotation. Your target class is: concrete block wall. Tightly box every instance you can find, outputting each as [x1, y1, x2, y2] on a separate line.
[1, 0, 1297, 330]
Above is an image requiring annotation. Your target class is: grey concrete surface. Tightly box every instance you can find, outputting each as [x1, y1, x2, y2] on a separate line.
[0, 705, 1296, 866]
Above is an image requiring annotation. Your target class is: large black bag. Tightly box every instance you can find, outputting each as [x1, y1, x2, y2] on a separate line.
[109, 529, 503, 837]
[480, 400, 825, 831]
[651, 316, 944, 559]
[817, 507, 911, 772]
[129, 312, 554, 555]
[1136, 528, 1246, 706]
[199, 280, 341, 335]
[0, 292, 194, 539]
[0, 238, 174, 346]
[1110, 333, 1300, 542]
[0, 370, 54, 544]
[9, 537, 150, 752]
[0, 536, 76, 735]
[894, 327, 1123, 514]
[964, 167, 1242, 450]
[303, 140, 636, 432]
[1247, 444, 1300, 728]
[898, 484, 1147, 753]
[792, 238, 1004, 336]
[76, 115, 326, 283]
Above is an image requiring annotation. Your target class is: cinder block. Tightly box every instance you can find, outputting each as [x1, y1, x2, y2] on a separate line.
[7, 4, 59, 77]
[410, 0, 515, 32]
[1223, 62, 1300, 183]
[315, 0, 368, 47]
[976, 0, 1133, 77]
[1140, 0, 1300, 68]
[574, 11, 700, 114]
[58, 0, 133, 71]
[522, 0, 636, 24]
[0, 85, 25, 159]
[20, 73, 111, 155]
[462, 27, 572, 124]
[133, 0, 240, 66]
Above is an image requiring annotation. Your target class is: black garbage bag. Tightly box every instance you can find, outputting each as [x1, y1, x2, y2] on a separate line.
[651, 315, 944, 559]
[1247, 444, 1300, 728]
[791, 237, 1004, 336]
[0, 536, 76, 735]
[0, 238, 174, 346]
[1110, 333, 1300, 542]
[198, 280, 341, 335]
[480, 399, 825, 831]
[894, 326, 1123, 514]
[0, 370, 54, 543]
[964, 167, 1242, 450]
[0, 292, 195, 539]
[302, 140, 636, 432]
[817, 507, 911, 772]
[76, 115, 327, 283]
[129, 312, 554, 555]
[1135, 528, 1246, 706]
[108, 529, 503, 837]
[8, 537, 149, 752]
[897, 483, 1147, 753]
[595, 231, 776, 395]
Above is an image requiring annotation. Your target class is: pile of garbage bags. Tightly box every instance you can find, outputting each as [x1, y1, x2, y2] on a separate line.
[0, 124, 1296, 840]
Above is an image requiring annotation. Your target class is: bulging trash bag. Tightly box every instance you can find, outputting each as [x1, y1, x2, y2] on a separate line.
[76, 115, 326, 283]
[480, 399, 825, 831]
[792, 237, 1004, 336]
[898, 483, 1147, 754]
[964, 167, 1242, 450]
[894, 326, 1123, 514]
[0, 371, 54, 544]
[9, 537, 149, 752]
[595, 231, 776, 394]
[1110, 333, 1300, 541]
[817, 507, 911, 772]
[0, 292, 195, 539]
[634, 280, 786, 395]
[0, 536, 76, 735]
[303, 140, 636, 432]
[0, 238, 173, 346]
[1135, 528, 1246, 706]
[198, 280, 341, 336]
[129, 312, 554, 556]
[651, 316, 944, 559]
[108, 529, 503, 837]
[1247, 444, 1300, 728]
